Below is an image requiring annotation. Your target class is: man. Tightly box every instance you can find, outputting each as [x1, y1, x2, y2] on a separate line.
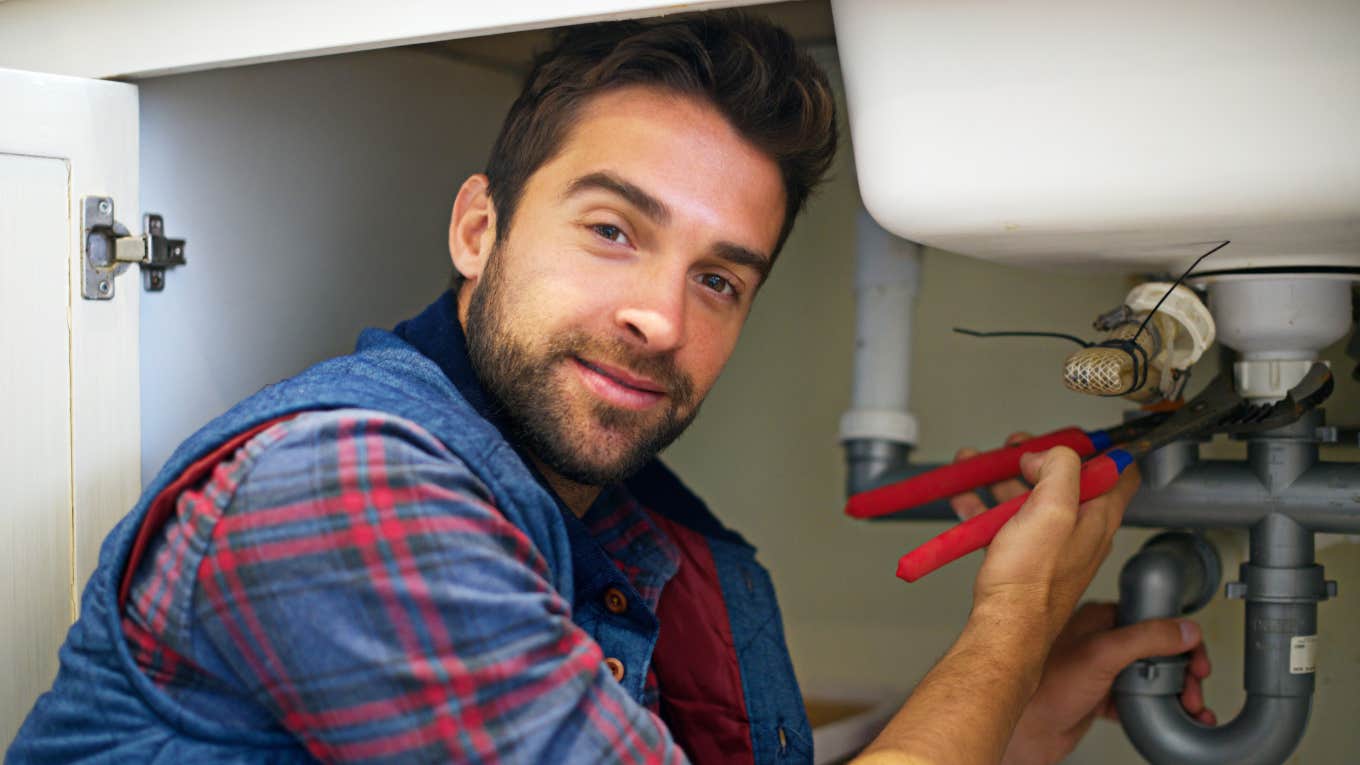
[10, 13, 1212, 764]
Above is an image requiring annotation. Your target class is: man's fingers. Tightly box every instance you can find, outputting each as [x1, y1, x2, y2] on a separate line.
[1189, 641, 1212, 679]
[1075, 461, 1140, 520]
[1181, 673, 1206, 716]
[950, 491, 989, 521]
[1071, 461, 1141, 555]
[1018, 450, 1044, 486]
[983, 447, 1081, 589]
[1076, 618, 1202, 680]
[990, 479, 1030, 503]
[1100, 460, 1142, 515]
[982, 435, 1034, 502]
[1180, 673, 1216, 724]
[1017, 447, 1082, 523]
[994, 482, 1028, 501]
[948, 436, 1037, 513]
[949, 447, 987, 520]
[1070, 617, 1217, 726]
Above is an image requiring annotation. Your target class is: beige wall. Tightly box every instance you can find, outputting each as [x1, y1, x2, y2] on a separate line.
[662, 48, 1360, 764]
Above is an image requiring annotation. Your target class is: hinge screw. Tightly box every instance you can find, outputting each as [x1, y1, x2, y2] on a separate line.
[97, 200, 111, 215]
[98, 280, 110, 295]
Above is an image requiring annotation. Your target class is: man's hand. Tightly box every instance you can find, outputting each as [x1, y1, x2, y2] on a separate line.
[957, 436, 1139, 649]
[951, 434, 1215, 765]
[1000, 602, 1214, 765]
[855, 433, 1150, 765]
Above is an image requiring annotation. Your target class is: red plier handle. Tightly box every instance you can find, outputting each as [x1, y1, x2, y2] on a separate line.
[844, 426, 1111, 520]
[895, 450, 1134, 581]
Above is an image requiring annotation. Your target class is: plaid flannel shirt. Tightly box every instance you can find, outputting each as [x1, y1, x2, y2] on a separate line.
[121, 408, 690, 764]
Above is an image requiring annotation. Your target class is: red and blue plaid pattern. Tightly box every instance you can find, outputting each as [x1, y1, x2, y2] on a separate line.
[122, 409, 689, 763]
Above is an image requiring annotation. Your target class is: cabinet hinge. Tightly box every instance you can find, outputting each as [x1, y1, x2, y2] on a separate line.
[81, 196, 186, 300]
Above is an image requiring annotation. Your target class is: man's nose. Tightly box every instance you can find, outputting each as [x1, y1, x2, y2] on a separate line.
[614, 275, 686, 352]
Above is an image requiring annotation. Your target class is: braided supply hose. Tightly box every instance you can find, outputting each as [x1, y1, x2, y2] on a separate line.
[1064, 319, 1164, 401]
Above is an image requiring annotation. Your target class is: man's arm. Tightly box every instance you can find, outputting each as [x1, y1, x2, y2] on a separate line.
[852, 446, 1139, 765]
[949, 435, 1216, 765]
[998, 601, 1213, 765]
[853, 597, 1049, 765]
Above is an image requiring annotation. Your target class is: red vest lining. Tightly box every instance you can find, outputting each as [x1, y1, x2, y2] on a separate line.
[118, 414, 301, 609]
[651, 513, 756, 764]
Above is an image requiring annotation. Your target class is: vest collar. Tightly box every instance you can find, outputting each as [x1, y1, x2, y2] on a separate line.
[392, 290, 500, 423]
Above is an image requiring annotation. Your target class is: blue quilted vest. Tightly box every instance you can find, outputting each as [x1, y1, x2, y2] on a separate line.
[7, 292, 810, 764]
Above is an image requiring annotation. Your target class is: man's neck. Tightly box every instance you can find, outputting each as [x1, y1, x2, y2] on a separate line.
[530, 456, 603, 518]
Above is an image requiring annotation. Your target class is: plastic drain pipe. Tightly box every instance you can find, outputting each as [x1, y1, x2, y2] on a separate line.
[840, 209, 926, 497]
[1115, 516, 1332, 764]
[1123, 411, 1360, 532]
[1114, 275, 1345, 763]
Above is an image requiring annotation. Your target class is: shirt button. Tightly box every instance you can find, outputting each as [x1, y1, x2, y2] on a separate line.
[603, 587, 628, 615]
[605, 657, 626, 682]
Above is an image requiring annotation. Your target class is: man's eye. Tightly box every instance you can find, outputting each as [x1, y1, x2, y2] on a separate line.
[699, 273, 737, 297]
[590, 224, 629, 245]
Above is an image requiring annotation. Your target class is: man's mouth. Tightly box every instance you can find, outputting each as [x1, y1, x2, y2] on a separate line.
[572, 356, 667, 410]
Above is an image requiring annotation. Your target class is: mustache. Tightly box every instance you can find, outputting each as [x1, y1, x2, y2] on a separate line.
[549, 332, 695, 404]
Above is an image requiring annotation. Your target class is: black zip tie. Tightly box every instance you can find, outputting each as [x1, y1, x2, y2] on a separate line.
[1129, 240, 1231, 350]
[951, 328, 1092, 347]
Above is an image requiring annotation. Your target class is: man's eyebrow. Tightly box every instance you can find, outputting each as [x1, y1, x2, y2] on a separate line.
[712, 241, 773, 283]
[563, 172, 670, 225]
[565, 171, 772, 282]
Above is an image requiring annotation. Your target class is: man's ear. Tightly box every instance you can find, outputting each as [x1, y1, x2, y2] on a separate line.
[449, 174, 497, 283]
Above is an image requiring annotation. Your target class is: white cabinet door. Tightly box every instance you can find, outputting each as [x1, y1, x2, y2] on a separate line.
[0, 67, 140, 747]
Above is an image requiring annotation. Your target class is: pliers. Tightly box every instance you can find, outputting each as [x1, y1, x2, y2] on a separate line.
[845, 364, 1335, 582]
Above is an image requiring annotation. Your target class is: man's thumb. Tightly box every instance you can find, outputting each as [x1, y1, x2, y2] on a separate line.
[1086, 618, 1200, 676]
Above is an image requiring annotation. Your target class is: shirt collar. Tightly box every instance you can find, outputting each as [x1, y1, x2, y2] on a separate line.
[581, 485, 681, 613]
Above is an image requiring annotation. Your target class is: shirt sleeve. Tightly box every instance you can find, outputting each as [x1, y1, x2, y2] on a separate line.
[190, 408, 689, 764]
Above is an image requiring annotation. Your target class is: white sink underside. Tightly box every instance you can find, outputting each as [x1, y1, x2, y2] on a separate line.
[832, 0, 1360, 272]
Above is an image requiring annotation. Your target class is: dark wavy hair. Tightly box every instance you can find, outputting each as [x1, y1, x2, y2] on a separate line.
[471, 12, 837, 274]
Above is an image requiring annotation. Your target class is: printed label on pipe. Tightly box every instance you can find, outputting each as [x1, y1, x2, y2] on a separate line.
[1290, 635, 1318, 674]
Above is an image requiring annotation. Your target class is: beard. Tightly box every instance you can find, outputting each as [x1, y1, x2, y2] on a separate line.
[464, 251, 701, 487]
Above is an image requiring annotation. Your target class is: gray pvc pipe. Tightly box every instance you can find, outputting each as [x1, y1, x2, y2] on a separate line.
[1115, 533, 1217, 623]
[1115, 522, 1319, 765]
[844, 439, 917, 500]
[1124, 459, 1360, 532]
[1123, 428, 1360, 532]
[1116, 695, 1311, 765]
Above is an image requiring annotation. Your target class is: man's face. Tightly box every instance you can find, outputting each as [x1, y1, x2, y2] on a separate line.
[460, 85, 786, 486]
